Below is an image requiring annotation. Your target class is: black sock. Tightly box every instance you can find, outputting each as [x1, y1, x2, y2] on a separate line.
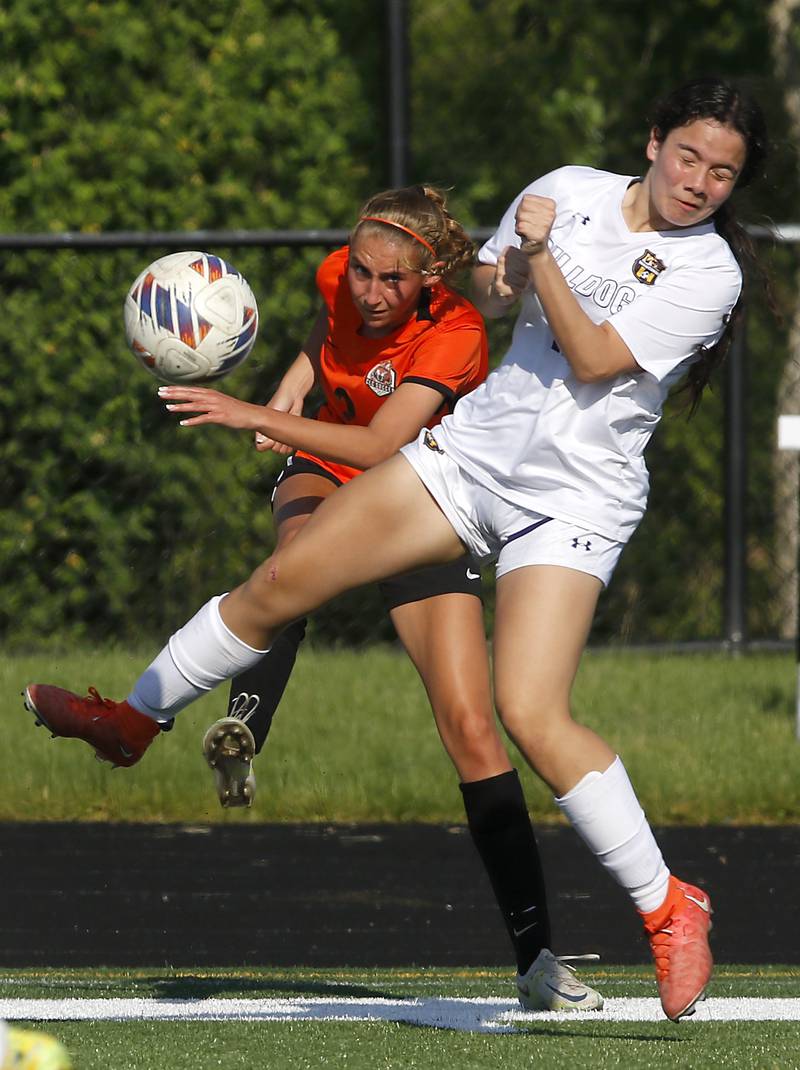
[460, 769, 551, 975]
[225, 618, 307, 753]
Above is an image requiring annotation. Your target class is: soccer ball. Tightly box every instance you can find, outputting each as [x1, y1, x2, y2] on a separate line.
[124, 250, 259, 383]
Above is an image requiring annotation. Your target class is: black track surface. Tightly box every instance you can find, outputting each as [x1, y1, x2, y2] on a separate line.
[0, 823, 797, 967]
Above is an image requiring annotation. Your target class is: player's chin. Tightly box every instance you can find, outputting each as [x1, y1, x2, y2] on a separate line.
[664, 199, 715, 228]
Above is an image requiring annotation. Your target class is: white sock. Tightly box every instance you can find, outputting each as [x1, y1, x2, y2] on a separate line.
[555, 755, 670, 914]
[127, 595, 269, 721]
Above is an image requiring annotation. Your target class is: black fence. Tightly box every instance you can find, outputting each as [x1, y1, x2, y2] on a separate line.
[2, 225, 799, 651]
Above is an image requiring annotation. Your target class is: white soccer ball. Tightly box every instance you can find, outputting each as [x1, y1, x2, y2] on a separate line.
[124, 250, 259, 383]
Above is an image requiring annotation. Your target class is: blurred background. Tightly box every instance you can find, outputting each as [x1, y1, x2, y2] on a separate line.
[2, 0, 799, 652]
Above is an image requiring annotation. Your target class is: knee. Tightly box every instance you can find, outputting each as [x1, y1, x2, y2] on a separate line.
[496, 699, 565, 763]
[435, 702, 504, 766]
[238, 555, 296, 626]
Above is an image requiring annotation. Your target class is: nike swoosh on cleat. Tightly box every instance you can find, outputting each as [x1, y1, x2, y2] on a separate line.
[684, 893, 710, 912]
[545, 983, 591, 1003]
[119, 746, 134, 759]
[512, 922, 539, 937]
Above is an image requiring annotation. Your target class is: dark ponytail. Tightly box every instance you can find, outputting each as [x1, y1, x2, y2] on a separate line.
[681, 201, 761, 413]
[650, 77, 769, 412]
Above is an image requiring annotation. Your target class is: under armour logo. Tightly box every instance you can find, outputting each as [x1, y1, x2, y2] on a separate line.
[571, 536, 592, 551]
[229, 692, 260, 721]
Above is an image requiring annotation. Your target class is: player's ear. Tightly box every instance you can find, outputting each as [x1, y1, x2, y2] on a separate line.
[646, 126, 662, 164]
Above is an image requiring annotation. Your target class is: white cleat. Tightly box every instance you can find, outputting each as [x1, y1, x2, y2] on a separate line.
[202, 718, 256, 808]
[516, 949, 604, 1011]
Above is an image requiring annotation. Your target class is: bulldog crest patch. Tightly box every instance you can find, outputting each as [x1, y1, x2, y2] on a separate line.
[632, 249, 666, 286]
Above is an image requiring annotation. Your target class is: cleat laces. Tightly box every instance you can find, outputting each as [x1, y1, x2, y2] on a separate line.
[83, 687, 117, 718]
[517, 948, 604, 1011]
[549, 954, 601, 994]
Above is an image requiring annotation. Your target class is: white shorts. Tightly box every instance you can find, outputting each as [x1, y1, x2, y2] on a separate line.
[401, 431, 625, 587]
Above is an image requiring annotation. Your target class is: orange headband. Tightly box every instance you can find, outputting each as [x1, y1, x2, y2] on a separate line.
[359, 216, 437, 256]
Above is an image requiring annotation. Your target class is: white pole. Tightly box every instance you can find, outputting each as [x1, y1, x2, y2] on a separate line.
[777, 415, 800, 741]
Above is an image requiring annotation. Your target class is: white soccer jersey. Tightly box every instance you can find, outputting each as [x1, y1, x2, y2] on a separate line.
[435, 166, 742, 542]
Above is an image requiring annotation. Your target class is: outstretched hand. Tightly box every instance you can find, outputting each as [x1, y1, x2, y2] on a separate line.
[158, 385, 266, 431]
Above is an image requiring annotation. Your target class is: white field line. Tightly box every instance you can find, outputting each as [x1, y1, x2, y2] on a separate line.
[1, 997, 800, 1032]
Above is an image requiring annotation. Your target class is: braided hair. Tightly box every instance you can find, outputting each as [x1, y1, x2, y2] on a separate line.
[352, 185, 474, 282]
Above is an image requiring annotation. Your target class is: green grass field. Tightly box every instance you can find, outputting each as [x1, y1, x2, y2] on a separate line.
[3, 966, 799, 1069]
[3, 646, 799, 824]
[3, 648, 800, 1068]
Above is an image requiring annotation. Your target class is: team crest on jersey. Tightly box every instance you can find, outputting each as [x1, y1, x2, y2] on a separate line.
[632, 250, 666, 286]
[365, 360, 396, 397]
[424, 429, 444, 454]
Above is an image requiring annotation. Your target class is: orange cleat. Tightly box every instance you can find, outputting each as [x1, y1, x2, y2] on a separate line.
[641, 875, 713, 1021]
[23, 684, 160, 768]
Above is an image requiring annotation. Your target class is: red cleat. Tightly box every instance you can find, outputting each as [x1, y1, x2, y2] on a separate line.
[641, 875, 713, 1021]
[23, 684, 160, 768]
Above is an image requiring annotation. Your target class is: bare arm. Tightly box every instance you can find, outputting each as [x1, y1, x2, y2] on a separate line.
[473, 194, 640, 382]
[159, 378, 447, 471]
[255, 305, 327, 454]
[470, 255, 529, 319]
[514, 194, 640, 383]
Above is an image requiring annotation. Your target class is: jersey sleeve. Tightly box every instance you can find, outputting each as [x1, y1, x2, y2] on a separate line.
[402, 321, 486, 402]
[609, 250, 742, 382]
[477, 168, 572, 266]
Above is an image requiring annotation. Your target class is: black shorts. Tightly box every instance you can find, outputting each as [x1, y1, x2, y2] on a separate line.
[273, 455, 482, 610]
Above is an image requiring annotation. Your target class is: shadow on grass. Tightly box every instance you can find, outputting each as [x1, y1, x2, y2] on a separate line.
[513, 1026, 689, 1042]
[149, 974, 409, 1001]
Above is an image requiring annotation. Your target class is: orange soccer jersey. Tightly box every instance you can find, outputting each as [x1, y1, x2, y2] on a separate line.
[296, 246, 488, 484]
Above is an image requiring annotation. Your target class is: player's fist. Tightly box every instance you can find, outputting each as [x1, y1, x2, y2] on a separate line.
[515, 194, 556, 255]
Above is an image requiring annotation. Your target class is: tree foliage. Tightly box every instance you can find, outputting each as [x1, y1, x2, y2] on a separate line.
[0, 0, 381, 645]
[0, 0, 797, 647]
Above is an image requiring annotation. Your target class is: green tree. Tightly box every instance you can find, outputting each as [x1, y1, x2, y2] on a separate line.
[0, 0, 382, 645]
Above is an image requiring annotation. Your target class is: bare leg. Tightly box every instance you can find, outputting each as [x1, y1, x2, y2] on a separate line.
[391, 593, 550, 973]
[221, 454, 466, 648]
[493, 564, 613, 794]
[390, 594, 509, 781]
[492, 564, 670, 912]
[492, 563, 712, 1020]
[222, 472, 336, 750]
